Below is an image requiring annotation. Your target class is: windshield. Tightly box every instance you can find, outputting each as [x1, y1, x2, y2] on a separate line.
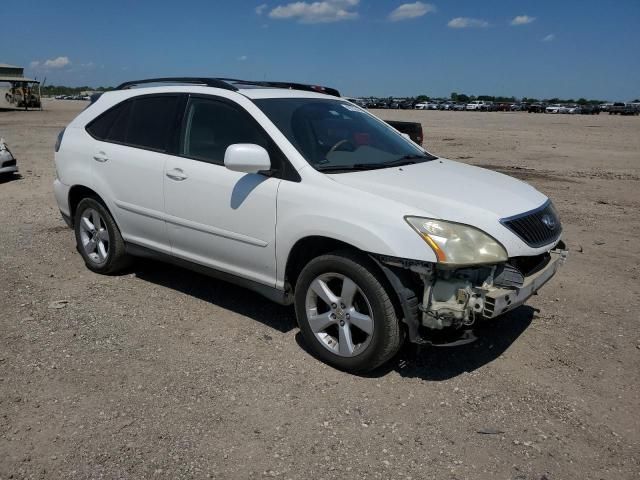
[254, 98, 436, 172]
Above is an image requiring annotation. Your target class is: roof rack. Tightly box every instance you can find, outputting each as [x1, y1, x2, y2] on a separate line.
[115, 77, 238, 91]
[220, 78, 341, 97]
[114, 77, 341, 97]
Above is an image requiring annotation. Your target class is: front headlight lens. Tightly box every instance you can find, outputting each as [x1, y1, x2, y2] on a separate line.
[405, 216, 507, 265]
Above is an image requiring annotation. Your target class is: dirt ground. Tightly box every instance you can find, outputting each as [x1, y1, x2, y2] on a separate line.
[1, 101, 639, 480]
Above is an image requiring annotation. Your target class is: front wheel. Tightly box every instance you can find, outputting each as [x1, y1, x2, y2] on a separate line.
[294, 251, 403, 373]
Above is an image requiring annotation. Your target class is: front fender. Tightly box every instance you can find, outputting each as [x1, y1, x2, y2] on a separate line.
[275, 179, 437, 288]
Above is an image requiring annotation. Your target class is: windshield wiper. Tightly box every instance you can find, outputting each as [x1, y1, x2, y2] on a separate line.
[315, 164, 372, 172]
[316, 154, 434, 173]
[352, 154, 433, 170]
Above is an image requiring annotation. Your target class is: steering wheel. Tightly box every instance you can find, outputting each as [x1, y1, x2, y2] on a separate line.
[328, 139, 356, 155]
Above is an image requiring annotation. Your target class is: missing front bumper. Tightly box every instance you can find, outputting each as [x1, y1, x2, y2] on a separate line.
[483, 247, 567, 318]
[372, 243, 568, 344]
[420, 244, 568, 329]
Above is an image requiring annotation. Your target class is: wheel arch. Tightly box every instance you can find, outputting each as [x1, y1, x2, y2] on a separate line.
[68, 185, 118, 228]
[284, 236, 357, 293]
[283, 236, 407, 326]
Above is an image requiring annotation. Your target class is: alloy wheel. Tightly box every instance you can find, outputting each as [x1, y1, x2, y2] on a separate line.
[79, 208, 110, 265]
[305, 272, 375, 357]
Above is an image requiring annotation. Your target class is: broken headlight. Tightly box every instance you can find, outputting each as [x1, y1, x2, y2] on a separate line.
[405, 216, 507, 265]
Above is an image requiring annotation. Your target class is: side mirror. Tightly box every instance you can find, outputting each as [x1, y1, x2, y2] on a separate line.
[224, 144, 271, 174]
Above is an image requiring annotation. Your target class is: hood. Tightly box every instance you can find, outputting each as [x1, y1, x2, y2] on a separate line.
[327, 159, 550, 255]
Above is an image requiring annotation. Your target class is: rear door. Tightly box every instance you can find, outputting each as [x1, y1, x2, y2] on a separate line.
[88, 94, 184, 253]
[163, 95, 281, 287]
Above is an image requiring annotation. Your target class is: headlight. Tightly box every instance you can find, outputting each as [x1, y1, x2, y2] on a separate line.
[405, 216, 508, 265]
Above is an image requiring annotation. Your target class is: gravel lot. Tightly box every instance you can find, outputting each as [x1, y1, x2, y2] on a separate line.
[1, 101, 639, 480]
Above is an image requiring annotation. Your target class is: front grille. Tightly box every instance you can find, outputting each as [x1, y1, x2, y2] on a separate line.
[1, 159, 16, 168]
[501, 201, 562, 248]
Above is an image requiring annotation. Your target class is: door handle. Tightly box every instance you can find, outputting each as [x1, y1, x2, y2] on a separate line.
[93, 152, 108, 162]
[166, 168, 188, 181]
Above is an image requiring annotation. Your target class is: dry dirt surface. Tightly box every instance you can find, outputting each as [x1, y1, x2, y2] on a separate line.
[1, 101, 639, 480]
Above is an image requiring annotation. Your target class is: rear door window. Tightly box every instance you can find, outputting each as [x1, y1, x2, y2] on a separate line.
[125, 95, 180, 152]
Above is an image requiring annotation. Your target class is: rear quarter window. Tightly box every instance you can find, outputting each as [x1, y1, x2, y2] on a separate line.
[86, 102, 125, 140]
[125, 96, 180, 152]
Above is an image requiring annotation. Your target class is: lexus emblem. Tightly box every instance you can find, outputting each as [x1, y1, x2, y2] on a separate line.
[541, 214, 557, 230]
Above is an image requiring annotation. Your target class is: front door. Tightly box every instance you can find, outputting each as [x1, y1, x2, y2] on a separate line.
[163, 96, 280, 287]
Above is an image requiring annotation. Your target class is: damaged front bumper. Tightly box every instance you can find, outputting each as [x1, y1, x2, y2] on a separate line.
[483, 247, 566, 318]
[372, 241, 568, 344]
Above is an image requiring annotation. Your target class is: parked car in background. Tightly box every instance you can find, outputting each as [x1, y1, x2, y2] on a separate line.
[363, 100, 384, 109]
[466, 100, 487, 111]
[528, 103, 546, 113]
[484, 101, 497, 112]
[608, 102, 639, 115]
[344, 97, 368, 109]
[385, 120, 424, 146]
[53, 76, 566, 373]
[567, 105, 582, 114]
[414, 102, 439, 110]
[599, 103, 612, 113]
[438, 102, 455, 111]
[579, 104, 600, 115]
[545, 104, 562, 114]
[0, 138, 18, 176]
[452, 103, 466, 111]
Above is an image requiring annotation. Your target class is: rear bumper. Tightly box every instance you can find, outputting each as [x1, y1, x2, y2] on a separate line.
[483, 247, 567, 318]
[53, 179, 71, 218]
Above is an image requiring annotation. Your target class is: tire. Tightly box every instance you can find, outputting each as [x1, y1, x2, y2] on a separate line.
[294, 250, 403, 373]
[74, 197, 130, 274]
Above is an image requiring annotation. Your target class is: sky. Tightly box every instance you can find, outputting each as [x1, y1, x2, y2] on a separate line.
[2, 0, 639, 100]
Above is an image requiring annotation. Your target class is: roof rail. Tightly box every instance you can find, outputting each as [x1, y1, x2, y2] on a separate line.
[219, 78, 341, 97]
[115, 77, 238, 91]
[114, 77, 341, 97]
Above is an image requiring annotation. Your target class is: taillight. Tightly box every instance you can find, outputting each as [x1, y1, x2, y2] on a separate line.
[55, 128, 65, 152]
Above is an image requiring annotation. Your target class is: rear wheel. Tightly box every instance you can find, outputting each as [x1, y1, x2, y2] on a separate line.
[74, 197, 130, 274]
[294, 251, 402, 373]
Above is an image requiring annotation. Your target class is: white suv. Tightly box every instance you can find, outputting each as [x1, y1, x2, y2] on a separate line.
[465, 101, 487, 111]
[53, 77, 566, 373]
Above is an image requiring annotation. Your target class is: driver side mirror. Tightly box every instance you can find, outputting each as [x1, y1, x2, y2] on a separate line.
[224, 144, 271, 174]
